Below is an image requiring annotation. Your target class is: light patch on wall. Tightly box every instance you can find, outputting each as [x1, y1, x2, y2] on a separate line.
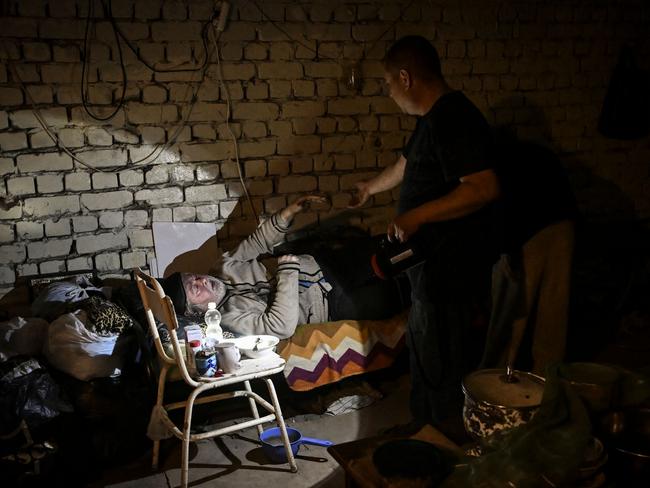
[152, 222, 218, 278]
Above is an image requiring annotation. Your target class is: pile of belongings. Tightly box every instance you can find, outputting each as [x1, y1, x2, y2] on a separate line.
[1, 276, 135, 381]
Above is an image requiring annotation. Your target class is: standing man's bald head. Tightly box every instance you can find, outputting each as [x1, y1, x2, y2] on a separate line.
[383, 35, 442, 82]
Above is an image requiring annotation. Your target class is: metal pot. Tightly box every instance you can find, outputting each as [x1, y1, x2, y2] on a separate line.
[599, 407, 650, 485]
[558, 362, 620, 413]
[462, 368, 545, 439]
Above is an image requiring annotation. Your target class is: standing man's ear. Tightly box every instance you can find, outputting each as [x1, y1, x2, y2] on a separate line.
[399, 69, 411, 89]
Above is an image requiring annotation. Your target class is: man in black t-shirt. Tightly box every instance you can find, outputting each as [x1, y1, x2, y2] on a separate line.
[350, 36, 500, 429]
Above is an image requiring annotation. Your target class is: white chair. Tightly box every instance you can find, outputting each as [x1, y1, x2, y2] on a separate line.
[134, 268, 297, 487]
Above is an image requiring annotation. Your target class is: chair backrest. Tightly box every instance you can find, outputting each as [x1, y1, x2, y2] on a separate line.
[134, 268, 195, 384]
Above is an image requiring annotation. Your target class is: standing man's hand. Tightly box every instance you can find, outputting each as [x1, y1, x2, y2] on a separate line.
[387, 210, 422, 243]
[280, 195, 328, 221]
[348, 181, 372, 208]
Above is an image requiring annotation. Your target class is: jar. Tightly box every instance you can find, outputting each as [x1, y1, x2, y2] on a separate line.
[195, 348, 218, 377]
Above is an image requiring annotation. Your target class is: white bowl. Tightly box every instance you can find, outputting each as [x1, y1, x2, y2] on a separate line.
[231, 335, 279, 358]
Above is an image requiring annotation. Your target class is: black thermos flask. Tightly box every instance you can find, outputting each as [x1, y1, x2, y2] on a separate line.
[371, 235, 426, 279]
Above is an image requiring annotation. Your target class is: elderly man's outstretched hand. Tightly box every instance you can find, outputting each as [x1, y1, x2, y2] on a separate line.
[280, 195, 328, 221]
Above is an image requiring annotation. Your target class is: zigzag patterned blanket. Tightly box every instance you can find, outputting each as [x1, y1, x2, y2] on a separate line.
[277, 310, 408, 391]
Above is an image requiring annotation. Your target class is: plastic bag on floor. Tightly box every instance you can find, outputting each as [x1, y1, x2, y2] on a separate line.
[0, 317, 49, 361]
[43, 310, 131, 381]
[0, 357, 73, 433]
[325, 394, 382, 416]
[31, 276, 105, 321]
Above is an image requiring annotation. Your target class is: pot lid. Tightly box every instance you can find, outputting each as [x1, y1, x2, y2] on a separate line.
[463, 369, 545, 408]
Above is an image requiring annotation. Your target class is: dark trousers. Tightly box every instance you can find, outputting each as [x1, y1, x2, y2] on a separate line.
[407, 298, 477, 425]
[278, 230, 410, 321]
[313, 236, 410, 321]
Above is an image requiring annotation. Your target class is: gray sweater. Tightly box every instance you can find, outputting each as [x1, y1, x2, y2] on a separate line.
[214, 213, 331, 339]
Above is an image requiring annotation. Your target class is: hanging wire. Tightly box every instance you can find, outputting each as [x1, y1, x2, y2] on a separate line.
[3, 0, 419, 211]
[2, 5, 260, 220]
[79, 0, 215, 124]
[246, 0, 418, 62]
[362, 0, 418, 59]
[81, 0, 127, 121]
[104, 0, 213, 73]
[209, 25, 260, 224]
[244, 0, 420, 187]
[1, 38, 210, 173]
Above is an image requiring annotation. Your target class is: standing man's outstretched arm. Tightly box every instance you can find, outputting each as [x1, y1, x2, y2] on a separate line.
[348, 155, 407, 208]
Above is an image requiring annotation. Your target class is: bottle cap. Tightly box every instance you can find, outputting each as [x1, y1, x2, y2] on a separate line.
[207, 302, 216, 310]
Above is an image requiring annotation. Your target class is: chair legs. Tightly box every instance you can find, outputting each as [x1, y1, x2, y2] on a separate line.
[152, 367, 169, 471]
[244, 380, 264, 437]
[180, 387, 201, 488]
[265, 378, 298, 473]
[152, 439, 161, 470]
[155, 378, 297, 487]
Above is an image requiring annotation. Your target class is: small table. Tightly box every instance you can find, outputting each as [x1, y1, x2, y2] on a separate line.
[328, 425, 464, 488]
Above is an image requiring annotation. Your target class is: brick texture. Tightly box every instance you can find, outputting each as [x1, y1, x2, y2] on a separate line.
[0, 0, 647, 293]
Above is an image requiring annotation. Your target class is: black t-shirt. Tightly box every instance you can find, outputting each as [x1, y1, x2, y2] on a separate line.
[494, 141, 578, 252]
[399, 91, 496, 299]
[399, 91, 493, 214]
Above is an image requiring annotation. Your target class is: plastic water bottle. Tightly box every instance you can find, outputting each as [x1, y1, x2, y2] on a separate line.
[204, 302, 223, 342]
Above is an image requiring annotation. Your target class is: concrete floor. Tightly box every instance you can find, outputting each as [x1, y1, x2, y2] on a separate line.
[91, 374, 412, 488]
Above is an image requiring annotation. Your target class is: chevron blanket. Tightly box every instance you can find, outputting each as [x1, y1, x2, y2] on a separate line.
[276, 310, 408, 391]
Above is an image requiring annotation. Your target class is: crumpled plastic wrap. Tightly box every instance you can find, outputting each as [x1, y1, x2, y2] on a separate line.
[0, 357, 73, 433]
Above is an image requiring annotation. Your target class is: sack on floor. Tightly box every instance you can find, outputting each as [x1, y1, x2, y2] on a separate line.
[0, 357, 73, 433]
[43, 310, 132, 381]
[0, 317, 49, 361]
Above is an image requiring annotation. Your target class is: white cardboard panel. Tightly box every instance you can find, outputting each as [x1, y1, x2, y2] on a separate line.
[152, 222, 218, 278]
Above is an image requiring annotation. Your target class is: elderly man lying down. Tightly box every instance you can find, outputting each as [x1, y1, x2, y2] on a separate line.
[158, 196, 409, 339]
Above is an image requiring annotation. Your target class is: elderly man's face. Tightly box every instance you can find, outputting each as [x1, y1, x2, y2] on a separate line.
[181, 273, 225, 310]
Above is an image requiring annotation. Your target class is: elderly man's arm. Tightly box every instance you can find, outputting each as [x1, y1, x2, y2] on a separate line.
[225, 195, 327, 263]
[221, 255, 300, 338]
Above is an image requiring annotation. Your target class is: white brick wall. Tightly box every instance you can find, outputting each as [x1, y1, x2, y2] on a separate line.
[76, 231, 128, 254]
[0, 0, 648, 294]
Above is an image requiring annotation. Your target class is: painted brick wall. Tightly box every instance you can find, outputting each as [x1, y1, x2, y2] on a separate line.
[0, 0, 649, 297]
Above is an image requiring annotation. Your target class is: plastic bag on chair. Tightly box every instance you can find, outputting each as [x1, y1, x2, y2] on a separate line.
[146, 405, 174, 440]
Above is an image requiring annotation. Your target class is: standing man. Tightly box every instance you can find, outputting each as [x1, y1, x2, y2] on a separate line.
[350, 36, 500, 430]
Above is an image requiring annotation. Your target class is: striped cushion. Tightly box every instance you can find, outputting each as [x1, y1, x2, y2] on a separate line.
[277, 310, 408, 391]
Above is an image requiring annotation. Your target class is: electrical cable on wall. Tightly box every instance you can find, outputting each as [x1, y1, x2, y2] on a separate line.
[106, 7, 212, 73]
[2, 0, 414, 218]
[246, 0, 417, 61]
[210, 1, 260, 225]
[80, 0, 215, 124]
[2, 41, 210, 173]
[0, 0, 225, 173]
[81, 0, 127, 122]
[246, 0, 419, 172]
